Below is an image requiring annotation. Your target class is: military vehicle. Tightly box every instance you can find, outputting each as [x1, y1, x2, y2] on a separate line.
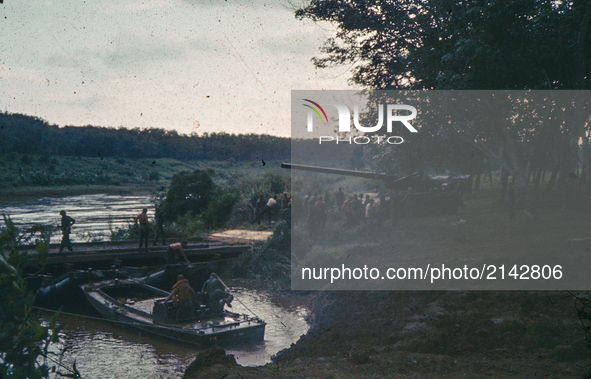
[282, 162, 470, 216]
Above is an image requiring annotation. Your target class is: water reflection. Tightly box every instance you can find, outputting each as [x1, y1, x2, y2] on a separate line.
[43, 289, 308, 378]
[0, 194, 153, 242]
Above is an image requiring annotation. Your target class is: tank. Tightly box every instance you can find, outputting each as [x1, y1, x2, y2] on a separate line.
[282, 162, 470, 216]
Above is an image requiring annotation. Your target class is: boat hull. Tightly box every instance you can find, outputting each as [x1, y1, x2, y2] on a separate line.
[81, 281, 266, 346]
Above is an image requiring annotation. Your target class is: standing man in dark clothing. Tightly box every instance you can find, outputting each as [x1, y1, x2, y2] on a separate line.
[315, 196, 327, 230]
[281, 192, 290, 211]
[58, 210, 75, 253]
[135, 208, 150, 252]
[335, 187, 345, 214]
[253, 195, 265, 224]
[153, 205, 165, 246]
[282, 202, 292, 228]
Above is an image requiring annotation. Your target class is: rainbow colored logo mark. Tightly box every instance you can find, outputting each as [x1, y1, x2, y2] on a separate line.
[302, 99, 328, 124]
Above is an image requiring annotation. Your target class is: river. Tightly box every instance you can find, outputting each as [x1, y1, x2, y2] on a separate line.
[0, 194, 154, 242]
[42, 288, 308, 378]
[1, 194, 309, 377]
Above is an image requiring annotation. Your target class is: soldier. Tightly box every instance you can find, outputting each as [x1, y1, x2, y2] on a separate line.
[58, 210, 75, 253]
[335, 187, 345, 213]
[153, 205, 165, 246]
[134, 208, 149, 252]
[165, 274, 195, 307]
[163, 274, 195, 319]
[201, 273, 233, 312]
[266, 195, 278, 223]
[253, 195, 265, 224]
[282, 202, 292, 228]
[314, 195, 327, 230]
[281, 192, 290, 211]
[166, 240, 190, 264]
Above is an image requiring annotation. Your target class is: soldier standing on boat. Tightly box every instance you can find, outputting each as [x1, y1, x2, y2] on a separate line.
[153, 205, 165, 246]
[134, 208, 149, 253]
[58, 210, 75, 253]
[166, 240, 190, 264]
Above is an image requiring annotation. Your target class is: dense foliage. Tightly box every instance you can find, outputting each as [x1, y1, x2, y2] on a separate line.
[296, 0, 591, 90]
[0, 216, 62, 379]
[162, 169, 242, 230]
[0, 112, 290, 162]
[296, 0, 591, 204]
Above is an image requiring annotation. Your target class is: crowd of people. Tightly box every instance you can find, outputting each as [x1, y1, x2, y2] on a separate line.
[299, 188, 393, 236]
[247, 187, 396, 237]
[55, 187, 395, 255]
[251, 192, 292, 226]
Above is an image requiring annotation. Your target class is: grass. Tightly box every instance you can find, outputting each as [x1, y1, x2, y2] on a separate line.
[0, 153, 286, 199]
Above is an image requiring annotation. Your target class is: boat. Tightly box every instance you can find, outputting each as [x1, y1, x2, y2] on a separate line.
[80, 278, 266, 346]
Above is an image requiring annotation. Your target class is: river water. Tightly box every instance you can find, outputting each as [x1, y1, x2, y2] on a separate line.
[42, 288, 308, 378]
[43, 288, 308, 378]
[0, 194, 154, 242]
[1, 194, 309, 377]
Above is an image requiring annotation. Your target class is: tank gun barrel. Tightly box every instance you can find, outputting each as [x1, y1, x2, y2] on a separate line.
[281, 163, 419, 186]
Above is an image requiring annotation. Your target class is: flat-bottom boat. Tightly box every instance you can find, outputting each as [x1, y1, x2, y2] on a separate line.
[80, 279, 266, 346]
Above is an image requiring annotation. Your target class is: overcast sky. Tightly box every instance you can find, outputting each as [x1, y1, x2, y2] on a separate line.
[0, 0, 352, 137]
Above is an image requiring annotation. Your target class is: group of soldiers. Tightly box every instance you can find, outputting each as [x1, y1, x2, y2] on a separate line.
[299, 188, 394, 233]
[244, 188, 396, 234]
[56, 206, 190, 264]
[132, 207, 192, 263]
[57, 209, 234, 317]
[162, 272, 234, 319]
[251, 192, 291, 226]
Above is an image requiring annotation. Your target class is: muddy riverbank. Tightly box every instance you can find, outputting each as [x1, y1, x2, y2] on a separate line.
[183, 290, 590, 378]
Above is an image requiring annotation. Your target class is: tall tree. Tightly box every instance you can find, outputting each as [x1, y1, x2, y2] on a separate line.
[297, 0, 591, 204]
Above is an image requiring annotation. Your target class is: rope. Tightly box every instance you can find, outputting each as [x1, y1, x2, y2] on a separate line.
[214, 275, 262, 320]
[33, 301, 256, 332]
[33, 306, 185, 332]
[40, 352, 80, 378]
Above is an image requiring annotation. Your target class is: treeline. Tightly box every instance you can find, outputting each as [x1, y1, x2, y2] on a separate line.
[0, 112, 290, 161]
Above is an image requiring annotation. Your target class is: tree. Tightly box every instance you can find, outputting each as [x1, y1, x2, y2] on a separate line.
[163, 169, 216, 220]
[297, 0, 591, 202]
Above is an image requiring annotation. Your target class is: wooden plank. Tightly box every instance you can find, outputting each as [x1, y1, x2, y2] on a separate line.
[42, 245, 251, 265]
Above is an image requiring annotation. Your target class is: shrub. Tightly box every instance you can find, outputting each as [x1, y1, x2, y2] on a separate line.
[0, 216, 65, 379]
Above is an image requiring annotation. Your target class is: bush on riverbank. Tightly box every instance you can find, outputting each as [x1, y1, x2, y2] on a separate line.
[0, 216, 66, 379]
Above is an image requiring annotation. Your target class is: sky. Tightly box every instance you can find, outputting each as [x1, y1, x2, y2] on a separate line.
[0, 0, 352, 137]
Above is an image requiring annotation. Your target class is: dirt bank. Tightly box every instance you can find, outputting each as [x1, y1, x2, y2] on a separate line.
[184, 290, 589, 378]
